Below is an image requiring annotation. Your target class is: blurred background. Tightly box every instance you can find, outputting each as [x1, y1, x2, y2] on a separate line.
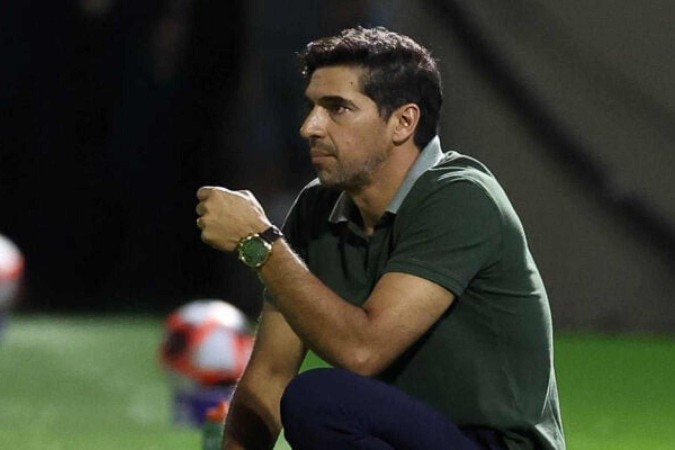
[2, 0, 675, 330]
[2, 1, 675, 449]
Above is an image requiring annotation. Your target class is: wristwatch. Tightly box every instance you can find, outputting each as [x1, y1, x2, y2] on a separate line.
[236, 225, 284, 269]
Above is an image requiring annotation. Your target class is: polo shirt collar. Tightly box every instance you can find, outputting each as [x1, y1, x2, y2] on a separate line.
[328, 136, 444, 223]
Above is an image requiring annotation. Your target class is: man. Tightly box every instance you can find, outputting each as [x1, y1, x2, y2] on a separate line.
[196, 26, 565, 450]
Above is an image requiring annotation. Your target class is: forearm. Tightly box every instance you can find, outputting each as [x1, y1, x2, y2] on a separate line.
[259, 240, 375, 372]
[195, 186, 383, 372]
[196, 186, 453, 381]
[222, 379, 282, 450]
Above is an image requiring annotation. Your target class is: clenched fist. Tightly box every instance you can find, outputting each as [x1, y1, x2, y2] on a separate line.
[195, 186, 272, 252]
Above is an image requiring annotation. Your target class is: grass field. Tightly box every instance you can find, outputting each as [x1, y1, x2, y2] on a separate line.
[1, 315, 674, 449]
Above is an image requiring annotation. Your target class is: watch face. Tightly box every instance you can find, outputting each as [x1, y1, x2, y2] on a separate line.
[239, 236, 272, 268]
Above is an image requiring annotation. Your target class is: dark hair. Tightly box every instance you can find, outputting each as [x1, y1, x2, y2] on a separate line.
[299, 26, 443, 148]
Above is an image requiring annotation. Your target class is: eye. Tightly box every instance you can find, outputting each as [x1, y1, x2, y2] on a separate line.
[329, 104, 349, 115]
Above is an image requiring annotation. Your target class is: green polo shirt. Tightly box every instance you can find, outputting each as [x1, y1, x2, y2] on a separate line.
[281, 137, 565, 450]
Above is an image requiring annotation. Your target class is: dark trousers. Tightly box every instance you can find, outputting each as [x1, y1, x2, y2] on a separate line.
[280, 368, 506, 450]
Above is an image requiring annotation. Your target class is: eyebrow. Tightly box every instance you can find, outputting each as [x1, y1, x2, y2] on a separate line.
[304, 95, 358, 109]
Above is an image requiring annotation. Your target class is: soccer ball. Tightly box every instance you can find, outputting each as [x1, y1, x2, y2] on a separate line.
[0, 233, 24, 312]
[160, 300, 254, 385]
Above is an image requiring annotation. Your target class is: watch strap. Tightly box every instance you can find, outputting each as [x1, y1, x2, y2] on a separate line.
[259, 225, 283, 245]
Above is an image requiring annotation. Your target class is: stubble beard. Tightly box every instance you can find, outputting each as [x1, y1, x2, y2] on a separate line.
[317, 146, 389, 193]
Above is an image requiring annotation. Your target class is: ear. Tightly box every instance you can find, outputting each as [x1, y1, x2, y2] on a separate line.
[390, 103, 421, 145]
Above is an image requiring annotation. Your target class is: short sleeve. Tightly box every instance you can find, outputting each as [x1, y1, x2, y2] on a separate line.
[385, 179, 502, 297]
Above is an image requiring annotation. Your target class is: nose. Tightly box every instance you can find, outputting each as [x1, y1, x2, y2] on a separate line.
[299, 107, 326, 141]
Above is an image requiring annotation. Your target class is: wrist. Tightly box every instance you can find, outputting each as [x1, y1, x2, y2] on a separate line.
[236, 225, 283, 269]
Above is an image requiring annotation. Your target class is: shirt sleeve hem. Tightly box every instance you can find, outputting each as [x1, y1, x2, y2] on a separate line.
[384, 260, 468, 298]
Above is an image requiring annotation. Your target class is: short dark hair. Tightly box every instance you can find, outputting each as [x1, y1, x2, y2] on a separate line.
[299, 26, 443, 149]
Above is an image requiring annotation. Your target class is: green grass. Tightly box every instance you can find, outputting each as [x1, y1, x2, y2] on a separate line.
[0, 316, 195, 449]
[555, 334, 675, 449]
[1, 316, 674, 449]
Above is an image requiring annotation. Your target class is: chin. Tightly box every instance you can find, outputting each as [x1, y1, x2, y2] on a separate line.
[316, 169, 367, 192]
[317, 176, 338, 189]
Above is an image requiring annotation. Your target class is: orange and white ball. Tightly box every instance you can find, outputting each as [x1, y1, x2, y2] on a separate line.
[160, 300, 254, 385]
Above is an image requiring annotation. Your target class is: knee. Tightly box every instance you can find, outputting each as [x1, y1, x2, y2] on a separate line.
[280, 368, 351, 430]
[282, 368, 370, 449]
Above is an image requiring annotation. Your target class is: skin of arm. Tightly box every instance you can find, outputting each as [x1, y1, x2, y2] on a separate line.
[196, 187, 455, 377]
[222, 301, 307, 450]
[260, 239, 454, 375]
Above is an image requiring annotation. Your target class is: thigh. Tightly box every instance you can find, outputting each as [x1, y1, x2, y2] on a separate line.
[281, 368, 482, 450]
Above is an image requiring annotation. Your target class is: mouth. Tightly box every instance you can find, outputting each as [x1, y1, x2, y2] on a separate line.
[310, 149, 335, 164]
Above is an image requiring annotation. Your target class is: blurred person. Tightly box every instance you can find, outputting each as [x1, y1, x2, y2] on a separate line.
[196, 27, 565, 449]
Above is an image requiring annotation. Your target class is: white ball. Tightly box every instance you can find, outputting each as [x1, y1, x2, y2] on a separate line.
[0, 234, 24, 311]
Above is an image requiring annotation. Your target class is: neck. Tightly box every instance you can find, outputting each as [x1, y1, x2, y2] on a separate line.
[349, 141, 420, 234]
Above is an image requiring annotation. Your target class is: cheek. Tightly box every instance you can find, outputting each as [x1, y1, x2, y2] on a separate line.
[349, 125, 382, 152]
[330, 119, 385, 158]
